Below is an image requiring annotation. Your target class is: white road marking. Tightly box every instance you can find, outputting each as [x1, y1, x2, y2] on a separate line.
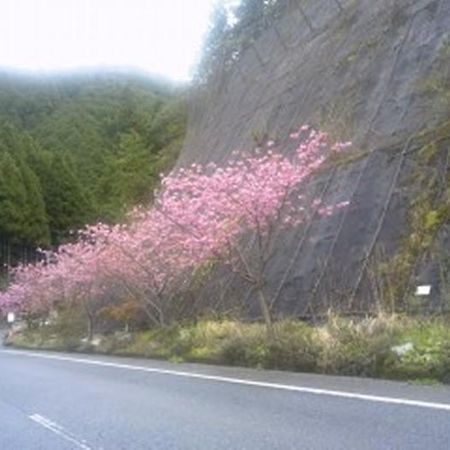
[5, 349, 450, 413]
[29, 413, 92, 450]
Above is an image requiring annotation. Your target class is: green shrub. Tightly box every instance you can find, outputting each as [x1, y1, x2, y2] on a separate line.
[264, 321, 320, 372]
[384, 321, 450, 381]
[316, 314, 403, 377]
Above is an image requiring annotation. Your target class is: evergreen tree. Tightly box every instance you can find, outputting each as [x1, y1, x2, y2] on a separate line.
[40, 154, 93, 243]
[0, 152, 29, 242]
[196, 3, 231, 83]
[15, 157, 50, 246]
[0, 126, 50, 245]
[0, 71, 186, 251]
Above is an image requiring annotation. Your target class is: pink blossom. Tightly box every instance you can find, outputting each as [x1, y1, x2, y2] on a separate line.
[0, 127, 351, 322]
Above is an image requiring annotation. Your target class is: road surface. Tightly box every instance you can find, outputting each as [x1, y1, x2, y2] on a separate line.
[0, 347, 450, 449]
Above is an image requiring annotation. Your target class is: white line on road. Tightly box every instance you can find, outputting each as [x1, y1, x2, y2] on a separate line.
[29, 413, 92, 450]
[5, 349, 450, 413]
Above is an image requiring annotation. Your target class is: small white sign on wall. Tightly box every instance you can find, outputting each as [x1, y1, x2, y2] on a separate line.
[7, 312, 15, 323]
[416, 285, 431, 296]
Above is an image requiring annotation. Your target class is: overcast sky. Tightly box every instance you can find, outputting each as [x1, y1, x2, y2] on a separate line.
[0, 0, 218, 81]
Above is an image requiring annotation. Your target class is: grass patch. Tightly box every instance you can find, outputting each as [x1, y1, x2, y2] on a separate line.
[6, 314, 450, 384]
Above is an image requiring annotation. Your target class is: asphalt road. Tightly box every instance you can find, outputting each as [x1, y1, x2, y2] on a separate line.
[1, 348, 450, 449]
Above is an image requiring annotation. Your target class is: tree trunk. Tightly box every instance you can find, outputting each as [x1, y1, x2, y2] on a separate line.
[87, 314, 94, 342]
[257, 286, 274, 339]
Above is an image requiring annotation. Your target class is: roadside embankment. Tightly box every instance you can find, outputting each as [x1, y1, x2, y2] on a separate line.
[6, 314, 450, 384]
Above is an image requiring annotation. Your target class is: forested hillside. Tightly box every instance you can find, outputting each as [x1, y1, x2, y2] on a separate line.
[0, 71, 186, 255]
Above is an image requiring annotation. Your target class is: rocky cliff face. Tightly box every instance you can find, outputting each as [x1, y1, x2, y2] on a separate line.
[180, 0, 450, 316]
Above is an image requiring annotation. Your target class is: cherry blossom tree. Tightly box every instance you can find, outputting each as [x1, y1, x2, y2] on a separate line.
[0, 126, 350, 336]
[154, 126, 350, 332]
[90, 218, 190, 327]
[0, 229, 110, 339]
